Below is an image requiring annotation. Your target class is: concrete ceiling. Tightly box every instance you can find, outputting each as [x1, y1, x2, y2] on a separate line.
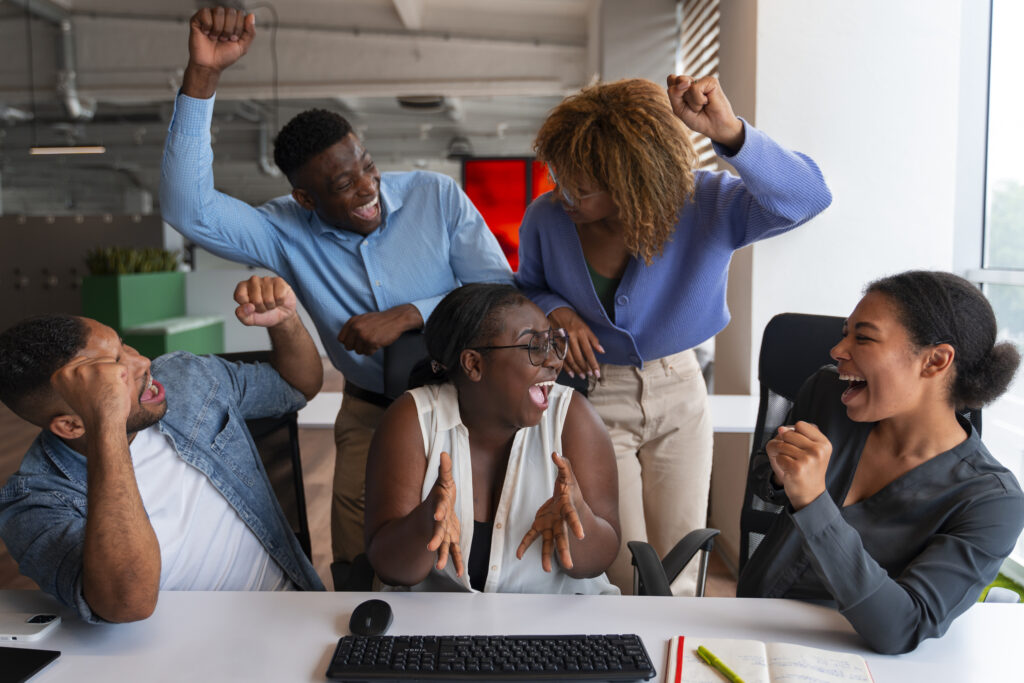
[0, 0, 600, 211]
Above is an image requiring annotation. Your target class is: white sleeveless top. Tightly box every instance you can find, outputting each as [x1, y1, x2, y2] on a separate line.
[403, 382, 618, 595]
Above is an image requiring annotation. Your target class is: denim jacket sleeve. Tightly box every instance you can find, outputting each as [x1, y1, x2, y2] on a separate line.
[0, 434, 106, 623]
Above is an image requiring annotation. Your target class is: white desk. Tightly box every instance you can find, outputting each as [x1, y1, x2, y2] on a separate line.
[299, 393, 761, 433]
[1, 589, 1017, 681]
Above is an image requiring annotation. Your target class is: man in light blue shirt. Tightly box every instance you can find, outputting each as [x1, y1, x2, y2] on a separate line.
[159, 7, 513, 573]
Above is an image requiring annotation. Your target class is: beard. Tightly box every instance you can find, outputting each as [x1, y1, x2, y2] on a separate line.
[125, 401, 166, 435]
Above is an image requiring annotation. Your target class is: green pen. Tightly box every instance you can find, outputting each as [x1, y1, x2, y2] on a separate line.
[696, 645, 745, 683]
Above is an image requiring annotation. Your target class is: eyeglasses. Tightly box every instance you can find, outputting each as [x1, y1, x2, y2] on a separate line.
[547, 168, 601, 208]
[470, 328, 569, 366]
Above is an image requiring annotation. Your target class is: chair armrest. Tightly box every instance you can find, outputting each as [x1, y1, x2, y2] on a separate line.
[627, 540, 672, 597]
[661, 528, 720, 584]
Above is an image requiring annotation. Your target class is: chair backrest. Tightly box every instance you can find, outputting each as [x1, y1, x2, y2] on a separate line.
[383, 331, 429, 400]
[218, 351, 312, 560]
[737, 313, 983, 572]
[738, 313, 844, 572]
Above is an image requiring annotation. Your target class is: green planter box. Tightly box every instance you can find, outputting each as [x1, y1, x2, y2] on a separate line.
[124, 316, 224, 359]
[82, 272, 186, 330]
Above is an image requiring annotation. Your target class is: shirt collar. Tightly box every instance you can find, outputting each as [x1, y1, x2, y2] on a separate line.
[432, 382, 465, 433]
[304, 174, 401, 241]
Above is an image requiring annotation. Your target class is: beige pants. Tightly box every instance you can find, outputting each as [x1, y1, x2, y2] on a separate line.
[587, 348, 713, 596]
[331, 393, 387, 563]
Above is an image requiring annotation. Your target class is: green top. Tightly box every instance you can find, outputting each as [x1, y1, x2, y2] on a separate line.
[585, 260, 621, 324]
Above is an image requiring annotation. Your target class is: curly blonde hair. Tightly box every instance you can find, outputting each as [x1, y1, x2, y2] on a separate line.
[534, 78, 699, 264]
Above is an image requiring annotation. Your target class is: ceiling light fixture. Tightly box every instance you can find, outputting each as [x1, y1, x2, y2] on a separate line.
[30, 145, 106, 155]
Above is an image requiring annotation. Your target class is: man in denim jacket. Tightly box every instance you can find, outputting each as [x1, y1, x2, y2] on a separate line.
[0, 276, 325, 623]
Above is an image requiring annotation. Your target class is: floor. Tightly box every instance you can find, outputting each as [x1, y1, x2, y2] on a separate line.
[0, 361, 737, 597]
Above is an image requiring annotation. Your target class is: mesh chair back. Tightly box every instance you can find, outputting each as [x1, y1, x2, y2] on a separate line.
[218, 351, 312, 560]
[739, 313, 844, 571]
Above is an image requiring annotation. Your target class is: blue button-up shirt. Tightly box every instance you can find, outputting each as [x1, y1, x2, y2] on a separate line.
[160, 94, 514, 393]
[0, 352, 324, 623]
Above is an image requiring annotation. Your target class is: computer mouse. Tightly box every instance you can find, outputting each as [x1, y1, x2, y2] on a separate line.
[348, 599, 393, 637]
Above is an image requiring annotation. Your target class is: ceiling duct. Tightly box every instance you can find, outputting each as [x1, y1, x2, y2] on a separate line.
[11, 0, 95, 121]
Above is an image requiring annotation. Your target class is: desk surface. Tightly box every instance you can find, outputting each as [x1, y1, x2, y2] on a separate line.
[0, 590, 1016, 682]
[299, 393, 761, 433]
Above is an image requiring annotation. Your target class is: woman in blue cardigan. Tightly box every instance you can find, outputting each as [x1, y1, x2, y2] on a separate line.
[516, 75, 832, 593]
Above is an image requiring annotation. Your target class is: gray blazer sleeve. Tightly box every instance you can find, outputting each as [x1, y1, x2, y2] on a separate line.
[790, 456, 1024, 654]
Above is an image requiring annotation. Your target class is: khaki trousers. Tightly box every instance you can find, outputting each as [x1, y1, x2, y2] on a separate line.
[587, 348, 713, 596]
[331, 393, 387, 563]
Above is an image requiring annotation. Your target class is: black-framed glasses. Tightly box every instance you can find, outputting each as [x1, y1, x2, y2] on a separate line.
[470, 328, 569, 366]
[547, 168, 601, 208]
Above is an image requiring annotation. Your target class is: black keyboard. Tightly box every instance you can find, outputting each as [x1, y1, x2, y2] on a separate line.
[325, 634, 656, 682]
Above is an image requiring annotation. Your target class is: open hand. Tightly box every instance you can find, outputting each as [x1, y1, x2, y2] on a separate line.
[426, 451, 464, 576]
[188, 7, 256, 73]
[547, 308, 603, 379]
[517, 452, 585, 572]
[233, 275, 297, 328]
[766, 421, 832, 510]
[338, 304, 422, 356]
[666, 74, 744, 150]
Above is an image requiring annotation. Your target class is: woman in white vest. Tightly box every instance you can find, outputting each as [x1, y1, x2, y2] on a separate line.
[365, 283, 620, 594]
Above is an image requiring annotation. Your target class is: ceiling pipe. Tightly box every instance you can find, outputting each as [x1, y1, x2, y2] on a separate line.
[258, 119, 282, 177]
[11, 0, 95, 121]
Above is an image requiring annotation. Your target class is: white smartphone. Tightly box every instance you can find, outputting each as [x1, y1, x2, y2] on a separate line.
[0, 613, 61, 642]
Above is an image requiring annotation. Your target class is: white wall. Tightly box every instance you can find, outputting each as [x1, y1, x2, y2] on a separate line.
[710, 0, 985, 565]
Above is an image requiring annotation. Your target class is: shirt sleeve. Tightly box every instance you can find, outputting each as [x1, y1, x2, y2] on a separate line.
[159, 92, 284, 271]
[405, 177, 515, 323]
[205, 355, 307, 420]
[0, 483, 104, 624]
[403, 176, 514, 322]
[790, 487, 1024, 654]
[515, 199, 574, 316]
[699, 118, 833, 249]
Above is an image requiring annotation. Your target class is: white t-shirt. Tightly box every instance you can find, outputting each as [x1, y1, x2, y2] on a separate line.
[129, 426, 293, 591]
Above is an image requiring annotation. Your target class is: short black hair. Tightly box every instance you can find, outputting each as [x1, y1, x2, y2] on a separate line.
[0, 314, 89, 424]
[273, 108, 354, 183]
[867, 270, 1020, 410]
[414, 284, 530, 387]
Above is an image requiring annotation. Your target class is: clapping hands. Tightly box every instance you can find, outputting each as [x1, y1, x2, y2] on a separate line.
[517, 452, 586, 572]
[426, 451, 464, 576]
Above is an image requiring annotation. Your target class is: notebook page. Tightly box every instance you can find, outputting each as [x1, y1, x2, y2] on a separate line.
[765, 641, 872, 683]
[666, 636, 771, 683]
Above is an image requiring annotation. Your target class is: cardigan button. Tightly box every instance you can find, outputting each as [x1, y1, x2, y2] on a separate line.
[615, 294, 629, 306]
[629, 354, 641, 364]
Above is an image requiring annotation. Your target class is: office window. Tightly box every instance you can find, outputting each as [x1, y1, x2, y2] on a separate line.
[981, 0, 1024, 567]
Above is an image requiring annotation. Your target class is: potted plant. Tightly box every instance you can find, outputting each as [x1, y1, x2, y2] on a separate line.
[82, 246, 184, 329]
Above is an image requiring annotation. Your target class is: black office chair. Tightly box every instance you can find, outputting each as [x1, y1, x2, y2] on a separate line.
[383, 330, 429, 400]
[628, 529, 720, 596]
[737, 313, 844, 572]
[218, 351, 312, 561]
[736, 312, 984, 572]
